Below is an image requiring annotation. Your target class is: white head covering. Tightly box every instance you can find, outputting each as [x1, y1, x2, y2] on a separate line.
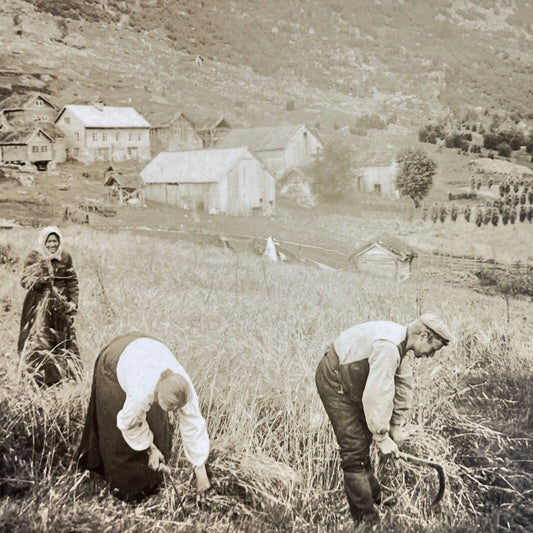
[37, 226, 63, 261]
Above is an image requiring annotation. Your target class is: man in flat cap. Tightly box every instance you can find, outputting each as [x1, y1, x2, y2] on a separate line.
[315, 313, 452, 525]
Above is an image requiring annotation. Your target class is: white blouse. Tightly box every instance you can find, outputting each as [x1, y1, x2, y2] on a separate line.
[116, 338, 209, 467]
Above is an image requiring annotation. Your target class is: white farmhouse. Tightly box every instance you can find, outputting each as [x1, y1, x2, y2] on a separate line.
[55, 103, 151, 163]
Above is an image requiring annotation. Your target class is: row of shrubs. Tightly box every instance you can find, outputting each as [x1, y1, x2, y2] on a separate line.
[425, 203, 533, 225]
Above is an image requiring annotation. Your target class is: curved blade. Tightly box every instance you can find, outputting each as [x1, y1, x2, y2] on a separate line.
[398, 452, 445, 506]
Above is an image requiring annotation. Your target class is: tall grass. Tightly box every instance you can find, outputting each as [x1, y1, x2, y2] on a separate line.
[0, 226, 531, 532]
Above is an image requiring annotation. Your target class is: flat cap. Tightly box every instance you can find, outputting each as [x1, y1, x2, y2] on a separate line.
[419, 313, 453, 345]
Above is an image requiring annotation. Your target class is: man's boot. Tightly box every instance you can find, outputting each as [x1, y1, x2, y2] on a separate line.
[343, 470, 380, 524]
[366, 465, 381, 505]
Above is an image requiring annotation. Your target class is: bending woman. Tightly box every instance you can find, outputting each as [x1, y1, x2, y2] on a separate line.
[18, 226, 80, 386]
[77, 333, 211, 502]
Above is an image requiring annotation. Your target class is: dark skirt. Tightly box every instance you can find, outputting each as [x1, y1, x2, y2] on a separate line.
[18, 288, 80, 387]
[77, 333, 173, 502]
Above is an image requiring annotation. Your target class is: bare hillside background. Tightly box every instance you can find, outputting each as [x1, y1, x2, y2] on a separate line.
[2, 0, 533, 141]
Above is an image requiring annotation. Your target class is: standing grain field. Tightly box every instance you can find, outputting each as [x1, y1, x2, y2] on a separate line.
[0, 226, 531, 532]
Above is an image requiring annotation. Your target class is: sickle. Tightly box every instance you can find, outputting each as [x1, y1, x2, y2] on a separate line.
[398, 452, 445, 506]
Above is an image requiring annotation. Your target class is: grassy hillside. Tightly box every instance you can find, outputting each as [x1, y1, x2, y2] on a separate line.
[0, 226, 531, 532]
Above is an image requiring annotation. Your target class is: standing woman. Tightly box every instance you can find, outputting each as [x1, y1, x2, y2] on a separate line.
[18, 226, 80, 387]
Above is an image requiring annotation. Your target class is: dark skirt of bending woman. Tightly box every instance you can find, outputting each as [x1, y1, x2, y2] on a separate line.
[77, 334, 173, 502]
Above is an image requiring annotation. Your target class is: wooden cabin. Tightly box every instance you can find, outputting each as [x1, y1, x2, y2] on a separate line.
[350, 237, 416, 281]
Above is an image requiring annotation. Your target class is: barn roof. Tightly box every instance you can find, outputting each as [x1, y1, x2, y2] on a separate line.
[148, 110, 195, 128]
[141, 147, 254, 184]
[351, 236, 416, 261]
[0, 122, 57, 144]
[57, 105, 150, 128]
[195, 115, 230, 132]
[217, 124, 309, 151]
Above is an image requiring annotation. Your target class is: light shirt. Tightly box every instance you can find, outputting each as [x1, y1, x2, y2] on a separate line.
[333, 321, 413, 437]
[116, 338, 209, 467]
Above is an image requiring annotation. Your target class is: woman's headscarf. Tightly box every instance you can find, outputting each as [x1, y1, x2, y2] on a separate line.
[37, 226, 63, 261]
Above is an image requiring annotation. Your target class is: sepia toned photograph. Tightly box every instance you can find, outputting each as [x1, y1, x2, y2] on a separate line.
[0, 1, 532, 531]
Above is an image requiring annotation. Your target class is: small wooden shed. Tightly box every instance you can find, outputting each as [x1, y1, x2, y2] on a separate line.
[350, 237, 416, 281]
[104, 167, 145, 204]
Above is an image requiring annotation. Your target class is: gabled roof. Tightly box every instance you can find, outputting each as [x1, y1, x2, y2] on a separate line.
[195, 116, 230, 132]
[0, 123, 55, 145]
[351, 236, 416, 262]
[56, 105, 150, 128]
[217, 124, 310, 151]
[141, 147, 255, 184]
[149, 110, 196, 129]
[104, 172, 143, 189]
[0, 93, 57, 112]
[278, 166, 313, 186]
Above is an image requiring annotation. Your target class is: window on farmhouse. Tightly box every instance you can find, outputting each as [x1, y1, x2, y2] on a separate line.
[138, 132, 142, 141]
[93, 133, 97, 141]
[75, 132, 80, 141]
[35, 100, 43, 106]
[102, 133, 107, 141]
[32, 146, 39, 153]
[129, 132, 133, 141]
[41, 145, 47, 152]
[116, 133, 119, 141]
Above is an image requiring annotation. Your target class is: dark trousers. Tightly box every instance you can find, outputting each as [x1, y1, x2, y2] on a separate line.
[315, 347, 380, 521]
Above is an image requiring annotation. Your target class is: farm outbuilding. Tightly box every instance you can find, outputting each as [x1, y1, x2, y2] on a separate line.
[104, 167, 145, 205]
[216, 124, 322, 179]
[140, 147, 275, 216]
[0, 93, 58, 123]
[0, 122, 65, 169]
[195, 116, 231, 148]
[149, 111, 203, 155]
[355, 160, 399, 197]
[350, 237, 416, 281]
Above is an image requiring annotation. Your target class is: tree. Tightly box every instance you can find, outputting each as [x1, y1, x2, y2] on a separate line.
[307, 139, 355, 199]
[395, 148, 437, 207]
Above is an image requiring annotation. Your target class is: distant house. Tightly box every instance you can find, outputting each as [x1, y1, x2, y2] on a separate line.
[356, 160, 399, 197]
[0, 122, 66, 170]
[0, 94, 58, 124]
[217, 124, 322, 179]
[149, 111, 203, 156]
[140, 147, 275, 216]
[195, 116, 231, 147]
[349, 237, 416, 281]
[55, 103, 151, 163]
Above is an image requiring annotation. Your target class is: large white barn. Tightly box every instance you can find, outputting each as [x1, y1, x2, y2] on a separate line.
[140, 147, 275, 216]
